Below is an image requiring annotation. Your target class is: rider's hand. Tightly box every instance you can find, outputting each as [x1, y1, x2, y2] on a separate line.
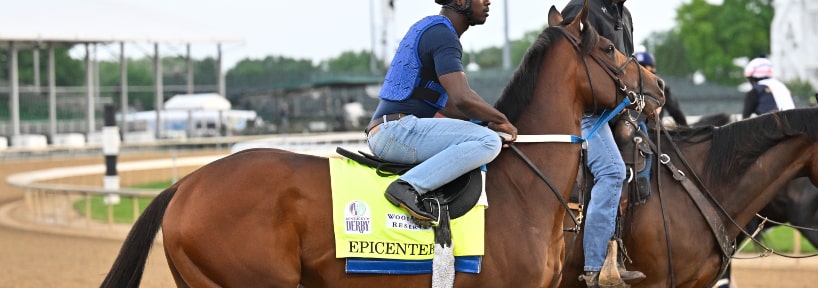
[489, 122, 517, 147]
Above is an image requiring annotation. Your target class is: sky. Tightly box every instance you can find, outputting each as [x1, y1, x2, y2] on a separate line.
[187, 0, 688, 69]
[11, 0, 693, 70]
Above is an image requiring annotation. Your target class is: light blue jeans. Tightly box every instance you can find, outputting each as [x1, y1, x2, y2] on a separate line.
[367, 115, 501, 194]
[581, 114, 626, 271]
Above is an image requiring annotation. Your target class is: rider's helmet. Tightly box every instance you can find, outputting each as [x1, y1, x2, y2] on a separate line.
[744, 57, 773, 79]
[634, 51, 655, 68]
[436, 0, 476, 26]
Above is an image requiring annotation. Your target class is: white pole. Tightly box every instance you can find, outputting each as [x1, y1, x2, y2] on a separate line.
[502, 0, 511, 70]
[369, 0, 377, 74]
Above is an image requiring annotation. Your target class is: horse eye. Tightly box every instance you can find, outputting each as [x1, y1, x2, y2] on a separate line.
[605, 45, 615, 54]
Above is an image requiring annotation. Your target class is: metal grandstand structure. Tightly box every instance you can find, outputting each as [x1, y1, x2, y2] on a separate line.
[0, 0, 243, 147]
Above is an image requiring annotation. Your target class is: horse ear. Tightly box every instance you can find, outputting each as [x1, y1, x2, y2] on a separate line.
[578, 0, 589, 32]
[548, 6, 562, 27]
[565, 1, 589, 33]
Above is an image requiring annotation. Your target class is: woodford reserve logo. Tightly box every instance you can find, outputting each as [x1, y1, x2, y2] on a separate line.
[344, 200, 371, 234]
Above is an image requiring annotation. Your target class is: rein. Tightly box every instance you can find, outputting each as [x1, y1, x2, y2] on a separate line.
[732, 214, 818, 259]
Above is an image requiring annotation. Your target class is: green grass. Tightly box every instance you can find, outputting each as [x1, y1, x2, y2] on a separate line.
[737, 225, 818, 254]
[71, 180, 174, 223]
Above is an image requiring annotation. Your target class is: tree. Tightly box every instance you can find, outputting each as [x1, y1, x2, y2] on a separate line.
[226, 56, 316, 92]
[469, 25, 554, 71]
[321, 50, 376, 74]
[643, 30, 692, 78]
[0, 45, 84, 87]
[672, 0, 773, 84]
[473, 46, 503, 70]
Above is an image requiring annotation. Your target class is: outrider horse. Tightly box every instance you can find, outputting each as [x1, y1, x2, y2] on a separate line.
[560, 108, 818, 287]
[691, 113, 818, 288]
[101, 5, 665, 288]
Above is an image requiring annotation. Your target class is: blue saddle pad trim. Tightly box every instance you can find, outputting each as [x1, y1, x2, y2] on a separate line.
[345, 256, 482, 274]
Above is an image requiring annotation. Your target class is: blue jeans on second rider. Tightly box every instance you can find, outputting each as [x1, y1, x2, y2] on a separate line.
[367, 115, 501, 194]
[581, 114, 627, 271]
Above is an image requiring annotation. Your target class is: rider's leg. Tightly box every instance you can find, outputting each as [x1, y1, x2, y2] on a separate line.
[369, 116, 501, 221]
[581, 115, 645, 285]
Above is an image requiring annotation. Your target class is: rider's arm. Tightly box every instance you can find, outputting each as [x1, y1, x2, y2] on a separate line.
[438, 72, 515, 137]
[438, 99, 469, 120]
[662, 85, 688, 126]
[742, 89, 759, 119]
[425, 26, 517, 140]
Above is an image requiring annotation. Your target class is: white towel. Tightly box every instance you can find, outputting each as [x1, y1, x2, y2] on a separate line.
[759, 78, 795, 111]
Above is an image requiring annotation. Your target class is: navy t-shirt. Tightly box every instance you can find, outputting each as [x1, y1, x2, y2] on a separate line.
[372, 23, 464, 120]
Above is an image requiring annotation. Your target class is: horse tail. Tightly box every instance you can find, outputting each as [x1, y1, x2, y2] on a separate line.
[100, 185, 178, 288]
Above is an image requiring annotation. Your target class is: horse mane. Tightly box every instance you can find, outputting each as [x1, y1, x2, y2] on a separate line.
[690, 113, 732, 128]
[494, 21, 598, 123]
[703, 108, 818, 184]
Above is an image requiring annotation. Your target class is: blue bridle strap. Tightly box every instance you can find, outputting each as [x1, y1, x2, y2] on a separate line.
[583, 97, 632, 141]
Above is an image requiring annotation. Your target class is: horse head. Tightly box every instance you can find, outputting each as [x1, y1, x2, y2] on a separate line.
[547, 4, 665, 118]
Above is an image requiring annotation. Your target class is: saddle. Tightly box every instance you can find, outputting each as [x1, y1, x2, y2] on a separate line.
[612, 113, 655, 206]
[571, 114, 656, 210]
[335, 147, 483, 220]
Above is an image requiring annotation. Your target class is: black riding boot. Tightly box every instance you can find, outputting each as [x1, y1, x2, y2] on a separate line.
[384, 179, 437, 222]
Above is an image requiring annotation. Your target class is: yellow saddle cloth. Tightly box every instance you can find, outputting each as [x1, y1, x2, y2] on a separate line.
[329, 157, 485, 260]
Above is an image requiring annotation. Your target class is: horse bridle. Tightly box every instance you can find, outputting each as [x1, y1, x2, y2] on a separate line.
[554, 26, 648, 115]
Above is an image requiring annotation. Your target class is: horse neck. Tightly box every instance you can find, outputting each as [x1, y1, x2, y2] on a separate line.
[489, 60, 585, 218]
[705, 137, 816, 236]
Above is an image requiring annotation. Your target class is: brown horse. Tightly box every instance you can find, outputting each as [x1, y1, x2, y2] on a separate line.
[690, 112, 818, 288]
[560, 108, 818, 287]
[101, 5, 665, 288]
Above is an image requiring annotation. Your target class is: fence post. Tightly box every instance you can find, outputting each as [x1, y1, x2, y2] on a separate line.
[103, 104, 121, 205]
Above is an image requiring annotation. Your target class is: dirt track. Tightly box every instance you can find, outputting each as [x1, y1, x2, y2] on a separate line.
[0, 151, 816, 287]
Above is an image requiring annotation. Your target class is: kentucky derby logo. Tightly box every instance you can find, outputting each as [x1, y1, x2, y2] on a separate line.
[344, 200, 371, 234]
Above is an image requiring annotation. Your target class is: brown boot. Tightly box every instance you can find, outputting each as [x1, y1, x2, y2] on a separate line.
[618, 266, 646, 284]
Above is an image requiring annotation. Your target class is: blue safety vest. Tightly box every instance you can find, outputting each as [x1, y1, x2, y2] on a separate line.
[379, 15, 455, 109]
[753, 83, 779, 115]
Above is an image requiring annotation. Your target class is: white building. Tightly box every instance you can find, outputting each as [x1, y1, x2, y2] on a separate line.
[124, 93, 258, 139]
[771, 0, 818, 90]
